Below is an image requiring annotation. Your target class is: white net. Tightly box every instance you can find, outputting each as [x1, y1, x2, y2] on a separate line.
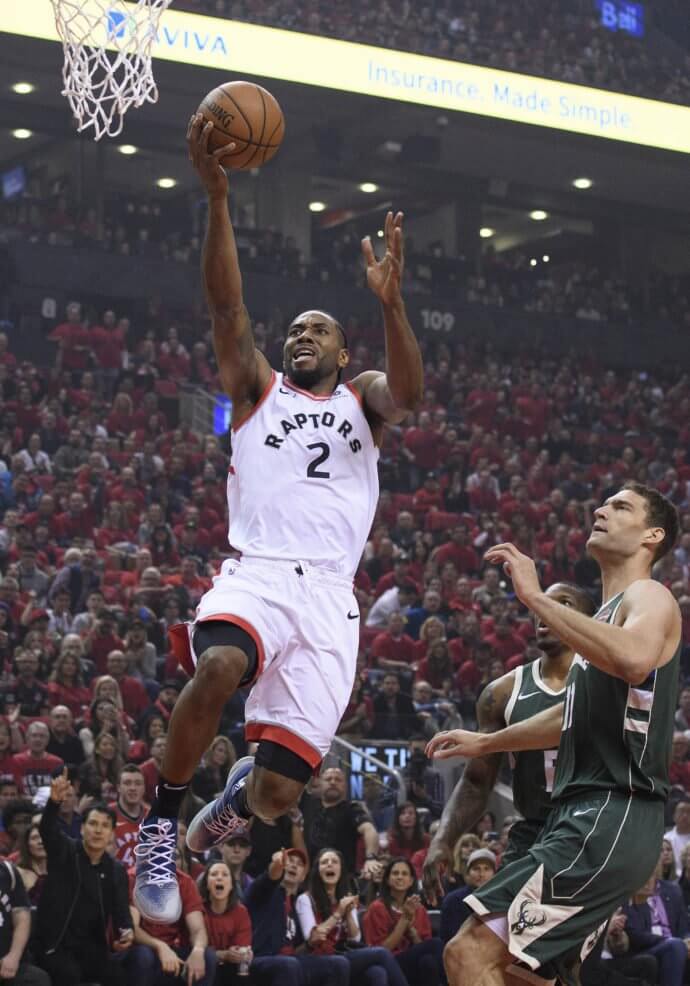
[50, 0, 173, 141]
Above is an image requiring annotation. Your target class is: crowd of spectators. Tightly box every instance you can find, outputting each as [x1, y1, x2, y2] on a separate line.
[3, 179, 690, 334]
[0, 282, 688, 985]
[177, 0, 690, 105]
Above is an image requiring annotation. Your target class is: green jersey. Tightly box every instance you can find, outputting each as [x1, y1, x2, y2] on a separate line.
[505, 660, 565, 822]
[552, 591, 680, 802]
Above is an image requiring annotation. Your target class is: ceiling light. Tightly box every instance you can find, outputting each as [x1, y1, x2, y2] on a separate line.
[572, 177, 593, 190]
[118, 144, 138, 155]
[529, 210, 548, 221]
[156, 177, 177, 189]
[479, 227, 495, 239]
[11, 82, 34, 95]
[359, 182, 378, 194]
[309, 201, 326, 213]
[530, 258, 538, 267]
[542, 254, 550, 263]
[377, 229, 384, 238]
[11, 129, 32, 140]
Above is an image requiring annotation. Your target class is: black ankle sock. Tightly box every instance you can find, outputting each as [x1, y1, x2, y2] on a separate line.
[234, 785, 253, 821]
[152, 776, 189, 819]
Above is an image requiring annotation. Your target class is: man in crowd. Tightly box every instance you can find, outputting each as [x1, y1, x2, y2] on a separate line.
[371, 671, 418, 740]
[0, 857, 49, 986]
[12, 722, 63, 797]
[46, 705, 84, 767]
[112, 764, 147, 867]
[37, 770, 133, 985]
[303, 767, 379, 880]
[664, 800, 690, 877]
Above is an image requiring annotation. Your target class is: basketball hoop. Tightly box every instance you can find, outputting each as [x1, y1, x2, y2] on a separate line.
[50, 0, 173, 140]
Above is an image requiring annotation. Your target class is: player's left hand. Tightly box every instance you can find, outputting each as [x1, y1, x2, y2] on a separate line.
[483, 542, 542, 607]
[425, 729, 488, 761]
[362, 211, 404, 305]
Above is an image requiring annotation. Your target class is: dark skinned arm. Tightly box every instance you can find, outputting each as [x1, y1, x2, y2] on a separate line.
[187, 113, 271, 414]
[353, 212, 424, 435]
[422, 674, 514, 904]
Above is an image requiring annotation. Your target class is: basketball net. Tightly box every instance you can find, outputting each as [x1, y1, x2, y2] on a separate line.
[50, 0, 172, 140]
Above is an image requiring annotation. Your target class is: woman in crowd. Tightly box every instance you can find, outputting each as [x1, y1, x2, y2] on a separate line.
[199, 860, 252, 984]
[415, 638, 454, 694]
[78, 730, 123, 802]
[0, 717, 23, 779]
[447, 832, 481, 890]
[81, 681, 133, 758]
[47, 650, 91, 719]
[192, 735, 237, 803]
[414, 616, 446, 664]
[659, 838, 676, 881]
[338, 678, 374, 739]
[364, 857, 443, 986]
[127, 711, 166, 763]
[386, 802, 430, 862]
[16, 822, 47, 907]
[296, 848, 409, 986]
[679, 843, 690, 912]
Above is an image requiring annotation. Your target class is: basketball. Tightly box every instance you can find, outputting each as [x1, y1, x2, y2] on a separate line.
[197, 81, 285, 170]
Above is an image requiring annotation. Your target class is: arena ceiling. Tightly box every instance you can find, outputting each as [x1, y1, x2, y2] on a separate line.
[0, 32, 688, 237]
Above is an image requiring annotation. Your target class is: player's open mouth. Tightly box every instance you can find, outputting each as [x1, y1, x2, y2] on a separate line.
[592, 523, 607, 533]
[293, 348, 316, 363]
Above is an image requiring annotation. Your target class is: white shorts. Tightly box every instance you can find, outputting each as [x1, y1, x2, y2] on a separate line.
[169, 556, 359, 769]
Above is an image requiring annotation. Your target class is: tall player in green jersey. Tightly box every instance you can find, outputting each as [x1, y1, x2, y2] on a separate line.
[423, 582, 596, 904]
[427, 483, 681, 986]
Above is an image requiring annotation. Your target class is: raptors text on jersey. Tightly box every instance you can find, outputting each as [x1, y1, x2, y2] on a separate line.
[227, 373, 379, 579]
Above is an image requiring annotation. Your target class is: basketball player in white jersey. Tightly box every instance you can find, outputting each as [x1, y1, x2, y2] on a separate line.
[134, 113, 424, 923]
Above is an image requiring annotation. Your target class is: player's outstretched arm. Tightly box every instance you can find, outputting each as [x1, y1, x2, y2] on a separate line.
[187, 113, 271, 408]
[353, 211, 424, 427]
[484, 543, 681, 684]
[423, 677, 511, 904]
[426, 702, 564, 761]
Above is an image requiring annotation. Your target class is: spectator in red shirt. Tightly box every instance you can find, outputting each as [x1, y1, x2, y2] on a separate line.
[106, 393, 136, 438]
[12, 721, 63, 797]
[105, 650, 151, 721]
[86, 610, 125, 676]
[483, 616, 526, 663]
[363, 856, 443, 985]
[433, 527, 479, 576]
[199, 860, 253, 979]
[111, 764, 148, 867]
[386, 803, 430, 862]
[403, 411, 442, 478]
[128, 859, 216, 986]
[371, 612, 417, 673]
[47, 649, 91, 719]
[48, 301, 90, 372]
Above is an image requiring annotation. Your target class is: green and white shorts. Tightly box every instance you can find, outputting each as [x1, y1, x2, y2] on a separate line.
[466, 791, 664, 982]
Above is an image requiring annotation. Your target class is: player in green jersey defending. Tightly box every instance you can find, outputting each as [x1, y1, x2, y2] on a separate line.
[427, 483, 681, 986]
[423, 582, 596, 905]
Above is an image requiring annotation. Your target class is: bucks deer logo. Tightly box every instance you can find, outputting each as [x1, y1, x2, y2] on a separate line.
[510, 899, 548, 936]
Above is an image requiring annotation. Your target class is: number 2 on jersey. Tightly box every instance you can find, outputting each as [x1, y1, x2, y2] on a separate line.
[306, 442, 331, 479]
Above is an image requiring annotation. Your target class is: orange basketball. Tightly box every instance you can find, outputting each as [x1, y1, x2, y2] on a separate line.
[197, 80, 285, 170]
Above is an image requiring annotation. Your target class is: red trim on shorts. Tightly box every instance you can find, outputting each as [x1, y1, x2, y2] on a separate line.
[245, 723, 323, 770]
[167, 616, 265, 687]
[232, 371, 276, 432]
[345, 381, 363, 406]
[281, 378, 334, 401]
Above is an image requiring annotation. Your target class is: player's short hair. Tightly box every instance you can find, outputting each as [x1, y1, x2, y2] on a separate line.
[550, 583, 597, 617]
[622, 482, 680, 563]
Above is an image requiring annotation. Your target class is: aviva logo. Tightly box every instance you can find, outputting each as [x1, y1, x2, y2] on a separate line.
[105, 10, 228, 54]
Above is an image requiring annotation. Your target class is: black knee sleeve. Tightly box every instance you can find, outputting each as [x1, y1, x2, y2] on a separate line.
[255, 739, 313, 784]
[192, 619, 258, 686]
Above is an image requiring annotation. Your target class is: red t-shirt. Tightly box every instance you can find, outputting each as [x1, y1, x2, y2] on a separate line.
[46, 682, 91, 719]
[386, 832, 430, 862]
[130, 868, 202, 948]
[203, 902, 252, 950]
[370, 632, 418, 667]
[111, 801, 146, 866]
[12, 751, 64, 796]
[363, 898, 431, 954]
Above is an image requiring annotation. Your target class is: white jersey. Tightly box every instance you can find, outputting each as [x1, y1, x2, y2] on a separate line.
[227, 371, 379, 579]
